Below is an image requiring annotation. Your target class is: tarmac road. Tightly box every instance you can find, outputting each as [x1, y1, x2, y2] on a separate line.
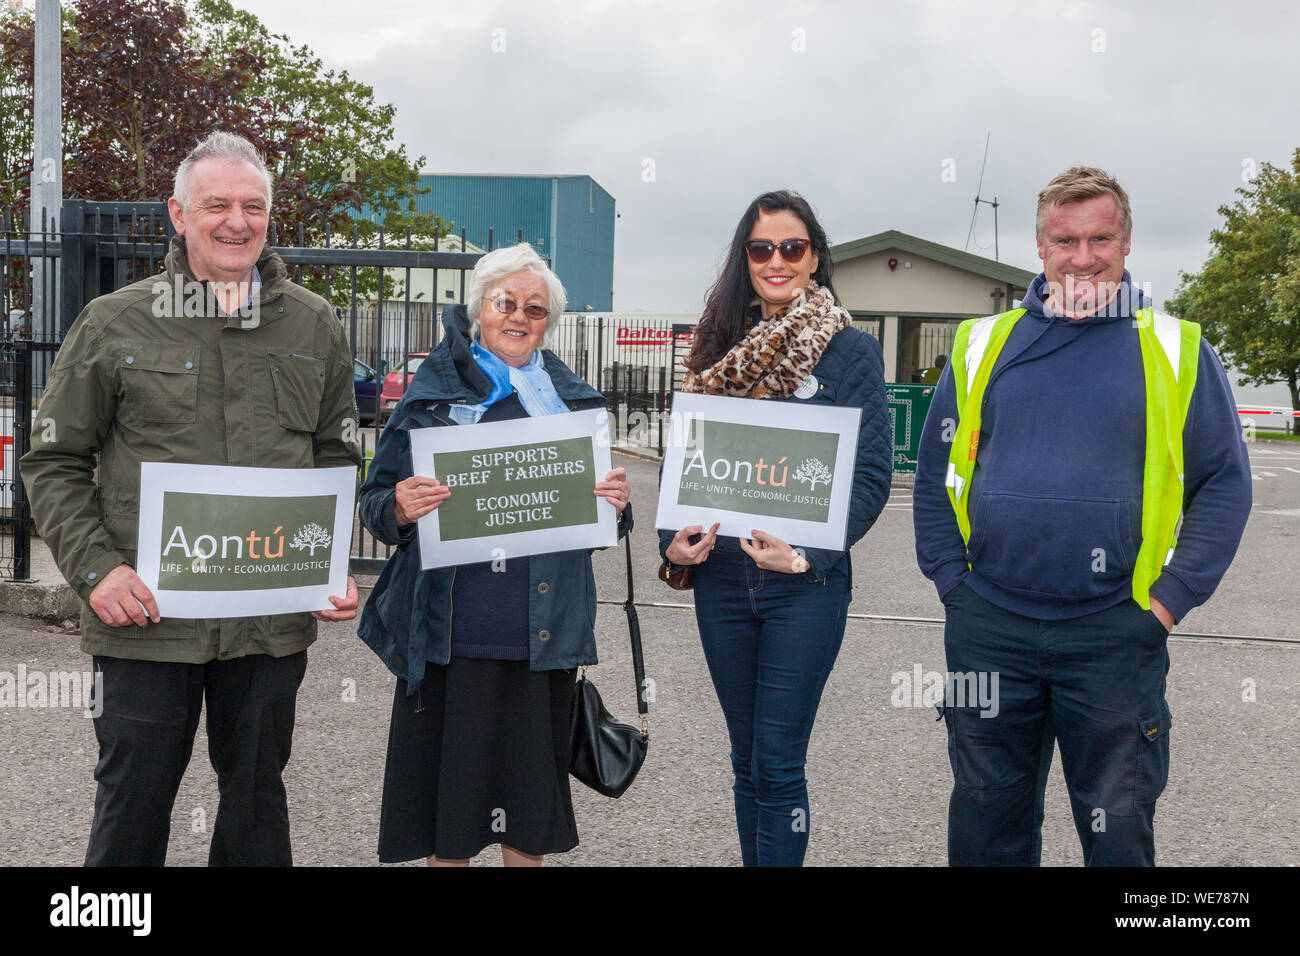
[0, 445, 1295, 866]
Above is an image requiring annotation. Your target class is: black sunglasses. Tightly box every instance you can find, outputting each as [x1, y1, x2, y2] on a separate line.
[744, 238, 811, 264]
[484, 295, 548, 321]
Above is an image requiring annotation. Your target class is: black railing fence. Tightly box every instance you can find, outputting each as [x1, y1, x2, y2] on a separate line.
[2, 201, 65, 582]
[1, 201, 706, 579]
[2, 201, 890, 579]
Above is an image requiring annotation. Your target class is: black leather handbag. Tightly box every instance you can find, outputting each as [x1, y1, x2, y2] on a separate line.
[569, 532, 649, 798]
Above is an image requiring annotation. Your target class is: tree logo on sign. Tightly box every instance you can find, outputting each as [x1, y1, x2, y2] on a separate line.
[290, 523, 332, 555]
[792, 458, 832, 490]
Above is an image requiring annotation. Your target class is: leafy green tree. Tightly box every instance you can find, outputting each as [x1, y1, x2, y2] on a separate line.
[189, 0, 444, 251]
[2, 0, 287, 214]
[0, 0, 445, 307]
[0, 2, 35, 219]
[1168, 150, 1300, 412]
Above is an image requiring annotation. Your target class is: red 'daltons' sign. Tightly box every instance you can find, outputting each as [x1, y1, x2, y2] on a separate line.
[616, 327, 694, 347]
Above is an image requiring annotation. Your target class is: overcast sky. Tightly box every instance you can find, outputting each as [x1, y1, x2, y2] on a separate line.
[228, 0, 1299, 321]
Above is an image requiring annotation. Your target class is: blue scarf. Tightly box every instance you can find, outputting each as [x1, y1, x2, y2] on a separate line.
[447, 342, 569, 424]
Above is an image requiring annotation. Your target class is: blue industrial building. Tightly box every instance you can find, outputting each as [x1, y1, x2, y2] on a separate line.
[360, 174, 616, 312]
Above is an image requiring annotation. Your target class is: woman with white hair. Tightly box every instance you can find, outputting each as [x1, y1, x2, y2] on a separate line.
[357, 243, 631, 866]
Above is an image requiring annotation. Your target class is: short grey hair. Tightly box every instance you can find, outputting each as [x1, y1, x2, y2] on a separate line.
[467, 243, 567, 344]
[173, 131, 273, 211]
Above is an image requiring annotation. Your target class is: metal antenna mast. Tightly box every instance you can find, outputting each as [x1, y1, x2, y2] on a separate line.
[964, 131, 1000, 262]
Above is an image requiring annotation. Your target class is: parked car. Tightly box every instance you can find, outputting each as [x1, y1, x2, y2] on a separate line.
[377, 353, 428, 426]
[354, 358, 380, 425]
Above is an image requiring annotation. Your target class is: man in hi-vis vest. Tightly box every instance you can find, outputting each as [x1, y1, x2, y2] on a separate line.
[913, 167, 1251, 866]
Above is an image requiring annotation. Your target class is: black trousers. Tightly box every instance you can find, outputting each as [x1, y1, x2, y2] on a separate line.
[941, 584, 1172, 866]
[84, 651, 308, 867]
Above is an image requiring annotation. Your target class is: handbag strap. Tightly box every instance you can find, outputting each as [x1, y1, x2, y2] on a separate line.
[623, 531, 649, 725]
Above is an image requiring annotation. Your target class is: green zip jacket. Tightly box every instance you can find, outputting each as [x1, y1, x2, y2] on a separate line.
[19, 238, 362, 663]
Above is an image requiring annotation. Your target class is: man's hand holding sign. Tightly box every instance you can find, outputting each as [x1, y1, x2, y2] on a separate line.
[88, 564, 161, 628]
[91, 541, 358, 626]
[135, 464, 358, 619]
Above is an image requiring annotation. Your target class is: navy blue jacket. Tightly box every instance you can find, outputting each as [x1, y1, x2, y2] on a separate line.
[658, 325, 893, 583]
[357, 305, 632, 693]
[913, 273, 1251, 621]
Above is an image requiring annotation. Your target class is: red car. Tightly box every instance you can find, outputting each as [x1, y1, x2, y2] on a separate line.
[377, 353, 428, 426]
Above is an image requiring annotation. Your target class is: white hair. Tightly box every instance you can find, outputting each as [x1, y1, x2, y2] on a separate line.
[466, 243, 567, 344]
[173, 131, 273, 211]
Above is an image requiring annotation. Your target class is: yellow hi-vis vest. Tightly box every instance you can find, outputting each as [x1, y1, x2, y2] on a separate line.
[944, 307, 1201, 609]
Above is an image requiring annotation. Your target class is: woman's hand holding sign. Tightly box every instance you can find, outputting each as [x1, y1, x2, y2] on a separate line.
[665, 522, 721, 566]
[593, 467, 629, 515]
[740, 529, 809, 575]
[395, 476, 452, 527]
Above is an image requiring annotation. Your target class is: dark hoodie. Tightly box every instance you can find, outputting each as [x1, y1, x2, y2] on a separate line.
[913, 272, 1251, 621]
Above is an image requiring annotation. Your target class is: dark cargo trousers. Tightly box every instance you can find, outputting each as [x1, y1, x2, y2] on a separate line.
[939, 583, 1172, 866]
[84, 651, 308, 866]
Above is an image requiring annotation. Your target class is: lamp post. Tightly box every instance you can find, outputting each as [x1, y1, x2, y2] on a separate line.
[30, 0, 63, 341]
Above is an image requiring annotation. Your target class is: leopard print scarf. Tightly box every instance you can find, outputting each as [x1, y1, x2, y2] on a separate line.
[682, 279, 850, 398]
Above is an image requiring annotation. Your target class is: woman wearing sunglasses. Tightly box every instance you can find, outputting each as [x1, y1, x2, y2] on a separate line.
[358, 243, 631, 866]
[659, 190, 892, 866]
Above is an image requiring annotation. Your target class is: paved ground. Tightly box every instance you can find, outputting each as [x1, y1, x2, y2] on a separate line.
[1, 444, 1296, 866]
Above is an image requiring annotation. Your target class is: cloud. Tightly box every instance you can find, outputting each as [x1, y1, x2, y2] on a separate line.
[234, 0, 1300, 310]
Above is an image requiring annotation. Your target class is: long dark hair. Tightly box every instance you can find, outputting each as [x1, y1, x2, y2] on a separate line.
[685, 190, 838, 373]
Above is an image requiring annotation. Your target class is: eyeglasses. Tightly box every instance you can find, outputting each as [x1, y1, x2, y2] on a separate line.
[484, 295, 549, 321]
[744, 238, 811, 264]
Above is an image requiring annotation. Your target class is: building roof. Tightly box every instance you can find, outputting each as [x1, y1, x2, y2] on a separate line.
[830, 229, 1036, 287]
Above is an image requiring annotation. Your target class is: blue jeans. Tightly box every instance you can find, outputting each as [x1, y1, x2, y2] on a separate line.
[941, 582, 1172, 866]
[693, 545, 851, 866]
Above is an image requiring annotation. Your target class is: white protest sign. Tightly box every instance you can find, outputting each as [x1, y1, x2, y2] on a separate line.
[408, 408, 616, 569]
[656, 392, 860, 550]
[136, 464, 356, 618]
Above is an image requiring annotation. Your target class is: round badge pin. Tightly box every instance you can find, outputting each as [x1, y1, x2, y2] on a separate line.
[794, 374, 818, 399]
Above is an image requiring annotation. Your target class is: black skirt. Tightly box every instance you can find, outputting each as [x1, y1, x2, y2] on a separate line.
[377, 657, 579, 863]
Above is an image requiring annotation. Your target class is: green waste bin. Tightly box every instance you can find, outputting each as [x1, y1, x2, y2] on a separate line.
[885, 384, 936, 475]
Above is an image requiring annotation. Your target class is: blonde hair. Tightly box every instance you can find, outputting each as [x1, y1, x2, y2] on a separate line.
[1035, 166, 1132, 237]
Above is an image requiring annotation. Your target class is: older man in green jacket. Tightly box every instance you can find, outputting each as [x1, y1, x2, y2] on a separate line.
[20, 131, 361, 866]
